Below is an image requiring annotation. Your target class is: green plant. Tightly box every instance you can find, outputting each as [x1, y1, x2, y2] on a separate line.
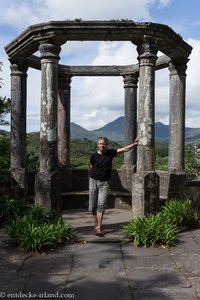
[7, 205, 75, 252]
[0, 136, 10, 184]
[161, 198, 196, 226]
[123, 198, 197, 249]
[0, 194, 31, 224]
[122, 212, 176, 248]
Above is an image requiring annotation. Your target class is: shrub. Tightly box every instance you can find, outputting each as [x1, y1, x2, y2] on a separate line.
[0, 195, 75, 252]
[161, 198, 196, 227]
[123, 198, 197, 248]
[7, 205, 75, 252]
[8, 214, 74, 252]
[0, 194, 31, 224]
[122, 212, 177, 248]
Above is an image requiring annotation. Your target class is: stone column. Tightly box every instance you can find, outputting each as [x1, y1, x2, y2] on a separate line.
[10, 61, 28, 193]
[167, 60, 188, 198]
[168, 61, 187, 172]
[35, 42, 62, 211]
[58, 75, 71, 167]
[132, 43, 159, 217]
[123, 74, 138, 169]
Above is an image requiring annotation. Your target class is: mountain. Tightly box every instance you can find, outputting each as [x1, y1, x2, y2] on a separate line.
[71, 116, 200, 143]
[93, 116, 124, 141]
[70, 122, 97, 140]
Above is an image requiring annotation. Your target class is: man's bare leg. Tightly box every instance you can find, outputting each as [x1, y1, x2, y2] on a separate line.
[96, 211, 104, 231]
[93, 212, 98, 229]
[93, 211, 104, 237]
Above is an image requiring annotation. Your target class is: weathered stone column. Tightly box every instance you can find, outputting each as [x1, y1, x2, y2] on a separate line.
[168, 61, 187, 172]
[35, 43, 62, 211]
[123, 74, 138, 169]
[132, 43, 159, 217]
[58, 75, 71, 167]
[167, 60, 188, 198]
[10, 61, 28, 193]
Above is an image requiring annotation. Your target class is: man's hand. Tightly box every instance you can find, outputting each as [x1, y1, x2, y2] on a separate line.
[134, 137, 139, 145]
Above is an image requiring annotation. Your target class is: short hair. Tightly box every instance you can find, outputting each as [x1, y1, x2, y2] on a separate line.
[97, 136, 109, 145]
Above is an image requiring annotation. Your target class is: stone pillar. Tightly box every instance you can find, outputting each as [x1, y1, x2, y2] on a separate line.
[123, 74, 138, 170]
[10, 61, 28, 193]
[35, 43, 62, 211]
[58, 75, 71, 167]
[167, 60, 188, 199]
[168, 61, 187, 172]
[132, 43, 159, 217]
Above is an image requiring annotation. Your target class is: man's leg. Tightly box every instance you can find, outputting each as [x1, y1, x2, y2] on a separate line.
[89, 178, 98, 229]
[93, 213, 98, 229]
[96, 211, 104, 232]
[96, 180, 110, 236]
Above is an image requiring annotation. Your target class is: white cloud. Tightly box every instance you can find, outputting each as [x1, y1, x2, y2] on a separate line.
[45, 0, 153, 21]
[157, 0, 173, 7]
[0, 0, 156, 32]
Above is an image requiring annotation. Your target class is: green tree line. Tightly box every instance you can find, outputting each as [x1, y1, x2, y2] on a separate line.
[1, 131, 200, 180]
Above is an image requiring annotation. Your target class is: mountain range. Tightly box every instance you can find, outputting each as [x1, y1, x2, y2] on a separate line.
[1, 116, 200, 143]
[71, 116, 200, 143]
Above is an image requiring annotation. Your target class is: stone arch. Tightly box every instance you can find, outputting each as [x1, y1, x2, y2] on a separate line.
[4, 20, 192, 216]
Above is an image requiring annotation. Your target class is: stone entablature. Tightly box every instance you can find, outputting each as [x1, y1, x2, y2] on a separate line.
[5, 21, 191, 61]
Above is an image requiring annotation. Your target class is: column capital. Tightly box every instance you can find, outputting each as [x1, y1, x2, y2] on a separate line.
[39, 42, 61, 60]
[10, 61, 28, 76]
[137, 43, 158, 67]
[168, 60, 188, 76]
[123, 74, 138, 88]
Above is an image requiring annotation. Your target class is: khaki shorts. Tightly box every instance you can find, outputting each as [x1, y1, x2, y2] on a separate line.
[88, 178, 110, 213]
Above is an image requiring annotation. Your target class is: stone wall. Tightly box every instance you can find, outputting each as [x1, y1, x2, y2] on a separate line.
[26, 169, 200, 215]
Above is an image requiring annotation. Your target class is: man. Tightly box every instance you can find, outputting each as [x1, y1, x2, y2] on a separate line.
[88, 136, 139, 237]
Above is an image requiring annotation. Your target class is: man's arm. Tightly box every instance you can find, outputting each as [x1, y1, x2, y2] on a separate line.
[117, 137, 139, 154]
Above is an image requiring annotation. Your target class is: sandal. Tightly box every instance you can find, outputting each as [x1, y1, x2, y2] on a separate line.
[95, 229, 105, 237]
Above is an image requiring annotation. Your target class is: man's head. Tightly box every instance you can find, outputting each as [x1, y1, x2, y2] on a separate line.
[97, 137, 109, 153]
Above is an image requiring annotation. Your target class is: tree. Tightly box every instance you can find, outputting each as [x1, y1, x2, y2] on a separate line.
[0, 62, 11, 186]
[0, 62, 10, 126]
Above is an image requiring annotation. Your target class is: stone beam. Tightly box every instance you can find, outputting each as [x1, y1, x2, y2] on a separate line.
[27, 54, 170, 75]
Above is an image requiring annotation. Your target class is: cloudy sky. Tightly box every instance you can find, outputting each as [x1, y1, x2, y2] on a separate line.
[0, 0, 200, 132]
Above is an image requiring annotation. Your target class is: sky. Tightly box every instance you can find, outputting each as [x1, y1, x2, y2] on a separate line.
[1, 0, 200, 132]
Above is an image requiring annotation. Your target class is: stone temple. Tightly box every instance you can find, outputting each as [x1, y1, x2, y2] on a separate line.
[5, 20, 199, 217]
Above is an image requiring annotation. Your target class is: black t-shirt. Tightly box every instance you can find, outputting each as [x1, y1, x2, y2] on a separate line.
[90, 149, 117, 181]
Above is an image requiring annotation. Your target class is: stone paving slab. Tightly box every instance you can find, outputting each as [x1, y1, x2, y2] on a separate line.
[132, 287, 197, 300]
[66, 270, 131, 300]
[171, 252, 200, 277]
[0, 274, 29, 294]
[20, 245, 76, 275]
[72, 243, 124, 272]
[24, 274, 67, 294]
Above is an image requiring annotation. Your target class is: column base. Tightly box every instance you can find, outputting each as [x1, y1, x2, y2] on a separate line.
[9, 167, 27, 196]
[35, 169, 62, 211]
[167, 171, 187, 200]
[132, 171, 160, 217]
